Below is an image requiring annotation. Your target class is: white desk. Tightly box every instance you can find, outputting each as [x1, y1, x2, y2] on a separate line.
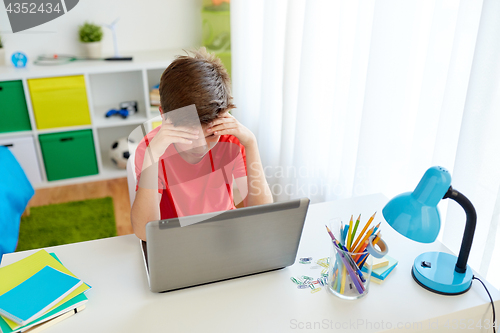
[2, 194, 499, 332]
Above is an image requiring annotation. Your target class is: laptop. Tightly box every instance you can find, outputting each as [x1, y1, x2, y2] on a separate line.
[141, 198, 310, 292]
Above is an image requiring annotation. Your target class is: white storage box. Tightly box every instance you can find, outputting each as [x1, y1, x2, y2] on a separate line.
[0, 136, 42, 185]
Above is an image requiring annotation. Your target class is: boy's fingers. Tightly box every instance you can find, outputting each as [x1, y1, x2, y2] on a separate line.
[209, 123, 237, 133]
[171, 137, 193, 144]
[166, 130, 199, 140]
[209, 117, 234, 127]
[177, 128, 200, 135]
[167, 125, 199, 134]
[174, 126, 199, 133]
[212, 129, 234, 136]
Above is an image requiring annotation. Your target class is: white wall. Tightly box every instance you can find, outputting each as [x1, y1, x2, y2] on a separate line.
[0, 0, 202, 61]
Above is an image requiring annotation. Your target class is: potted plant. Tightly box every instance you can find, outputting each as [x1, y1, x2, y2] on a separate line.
[0, 34, 5, 66]
[79, 22, 103, 59]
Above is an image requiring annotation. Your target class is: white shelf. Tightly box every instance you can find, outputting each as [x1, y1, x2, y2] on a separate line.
[150, 105, 160, 114]
[0, 130, 33, 140]
[93, 110, 149, 129]
[0, 49, 180, 81]
[96, 125, 144, 181]
[37, 125, 93, 135]
[99, 164, 128, 180]
[0, 49, 184, 188]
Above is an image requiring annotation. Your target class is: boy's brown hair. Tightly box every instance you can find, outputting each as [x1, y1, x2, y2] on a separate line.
[159, 47, 235, 125]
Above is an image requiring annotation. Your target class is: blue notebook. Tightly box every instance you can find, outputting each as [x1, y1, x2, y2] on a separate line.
[0, 265, 82, 325]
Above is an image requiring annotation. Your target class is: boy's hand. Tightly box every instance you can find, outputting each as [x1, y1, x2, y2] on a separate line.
[207, 112, 256, 148]
[148, 116, 199, 160]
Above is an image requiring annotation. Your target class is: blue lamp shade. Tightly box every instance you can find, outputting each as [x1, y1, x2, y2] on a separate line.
[382, 166, 451, 243]
[382, 166, 475, 295]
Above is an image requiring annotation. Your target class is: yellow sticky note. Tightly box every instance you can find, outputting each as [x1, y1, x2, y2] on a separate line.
[367, 256, 389, 270]
[0, 250, 90, 329]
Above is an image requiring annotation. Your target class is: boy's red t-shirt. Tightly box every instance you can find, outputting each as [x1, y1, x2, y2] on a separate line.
[134, 126, 247, 220]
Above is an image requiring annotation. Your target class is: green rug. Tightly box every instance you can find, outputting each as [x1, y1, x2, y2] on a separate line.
[16, 197, 117, 251]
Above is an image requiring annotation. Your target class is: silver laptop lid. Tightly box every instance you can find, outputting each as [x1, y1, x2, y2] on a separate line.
[144, 198, 310, 292]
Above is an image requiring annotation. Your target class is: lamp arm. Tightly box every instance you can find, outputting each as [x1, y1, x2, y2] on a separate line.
[443, 186, 477, 274]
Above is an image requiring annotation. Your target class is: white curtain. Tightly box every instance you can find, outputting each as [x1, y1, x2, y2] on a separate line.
[231, 0, 500, 288]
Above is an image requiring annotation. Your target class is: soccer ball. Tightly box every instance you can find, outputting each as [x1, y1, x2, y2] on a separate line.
[110, 137, 138, 169]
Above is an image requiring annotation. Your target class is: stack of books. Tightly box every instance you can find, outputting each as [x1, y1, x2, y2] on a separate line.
[0, 250, 91, 333]
[149, 84, 160, 106]
[362, 255, 398, 284]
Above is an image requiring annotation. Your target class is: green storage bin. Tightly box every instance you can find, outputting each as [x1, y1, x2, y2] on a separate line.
[39, 129, 98, 181]
[0, 80, 32, 133]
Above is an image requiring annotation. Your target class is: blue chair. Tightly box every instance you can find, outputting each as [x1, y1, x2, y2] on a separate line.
[0, 146, 34, 262]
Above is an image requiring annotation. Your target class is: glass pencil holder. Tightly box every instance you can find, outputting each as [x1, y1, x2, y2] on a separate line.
[327, 219, 372, 300]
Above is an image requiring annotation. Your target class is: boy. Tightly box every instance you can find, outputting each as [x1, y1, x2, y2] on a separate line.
[131, 48, 273, 241]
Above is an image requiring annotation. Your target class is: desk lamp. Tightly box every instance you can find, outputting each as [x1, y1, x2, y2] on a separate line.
[382, 166, 476, 295]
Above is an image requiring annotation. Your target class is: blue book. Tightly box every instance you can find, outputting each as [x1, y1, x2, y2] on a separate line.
[0, 266, 82, 326]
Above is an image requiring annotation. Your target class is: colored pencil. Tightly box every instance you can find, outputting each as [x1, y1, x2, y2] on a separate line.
[352, 226, 375, 254]
[340, 266, 347, 294]
[346, 215, 353, 250]
[351, 212, 376, 250]
[343, 224, 349, 244]
[358, 232, 382, 267]
[361, 231, 380, 253]
[340, 221, 345, 245]
[350, 214, 361, 249]
[354, 230, 381, 262]
[326, 226, 366, 287]
[353, 239, 369, 262]
[354, 230, 380, 262]
[326, 226, 366, 282]
[372, 222, 381, 236]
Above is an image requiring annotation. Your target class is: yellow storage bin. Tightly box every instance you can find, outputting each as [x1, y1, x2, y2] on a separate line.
[28, 75, 91, 129]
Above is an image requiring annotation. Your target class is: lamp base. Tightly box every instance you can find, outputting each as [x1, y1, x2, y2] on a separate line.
[412, 251, 473, 295]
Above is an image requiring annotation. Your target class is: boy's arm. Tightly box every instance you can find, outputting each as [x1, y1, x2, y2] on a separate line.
[131, 152, 161, 242]
[130, 116, 200, 241]
[234, 142, 273, 207]
[208, 113, 273, 207]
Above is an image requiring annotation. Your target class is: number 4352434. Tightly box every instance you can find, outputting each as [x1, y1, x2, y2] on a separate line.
[6, 2, 61, 14]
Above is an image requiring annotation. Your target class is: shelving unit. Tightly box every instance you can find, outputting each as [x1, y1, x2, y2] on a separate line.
[0, 49, 182, 188]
